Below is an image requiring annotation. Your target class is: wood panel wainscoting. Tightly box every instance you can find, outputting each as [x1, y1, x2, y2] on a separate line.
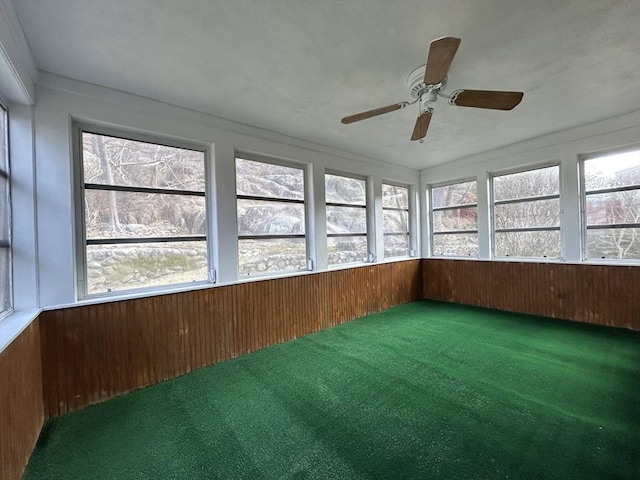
[0, 320, 44, 480]
[423, 259, 640, 330]
[40, 260, 422, 418]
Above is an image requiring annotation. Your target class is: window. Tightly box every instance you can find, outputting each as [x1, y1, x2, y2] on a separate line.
[430, 180, 478, 257]
[0, 104, 11, 317]
[492, 165, 561, 258]
[582, 148, 640, 260]
[78, 130, 208, 296]
[382, 183, 410, 258]
[236, 157, 307, 276]
[325, 173, 368, 265]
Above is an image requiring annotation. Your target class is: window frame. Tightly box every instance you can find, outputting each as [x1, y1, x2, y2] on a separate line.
[0, 101, 13, 320]
[73, 123, 213, 299]
[579, 145, 640, 263]
[382, 181, 411, 259]
[490, 162, 562, 260]
[234, 153, 311, 278]
[325, 170, 370, 266]
[428, 177, 479, 258]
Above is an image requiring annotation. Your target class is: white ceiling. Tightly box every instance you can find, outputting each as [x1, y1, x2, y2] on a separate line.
[13, 0, 640, 170]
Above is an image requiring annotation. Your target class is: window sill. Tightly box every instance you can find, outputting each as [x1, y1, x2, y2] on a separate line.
[581, 258, 640, 266]
[51, 281, 215, 310]
[427, 256, 640, 267]
[0, 308, 42, 355]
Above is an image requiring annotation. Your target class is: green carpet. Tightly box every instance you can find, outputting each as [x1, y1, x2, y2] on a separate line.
[25, 301, 640, 479]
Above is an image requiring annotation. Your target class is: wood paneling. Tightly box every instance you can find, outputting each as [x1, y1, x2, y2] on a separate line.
[40, 260, 422, 418]
[0, 320, 44, 480]
[423, 259, 640, 330]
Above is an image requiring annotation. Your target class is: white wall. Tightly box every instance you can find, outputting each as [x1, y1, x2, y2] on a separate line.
[34, 73, 421, 308]
[419, 110, 640, 261]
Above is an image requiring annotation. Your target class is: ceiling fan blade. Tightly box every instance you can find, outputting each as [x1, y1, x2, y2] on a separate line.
[424, 36, 461, 85]
[411, 111, 432, 141]
[452, 90, 524, 110]
[341, 103, 404, 124]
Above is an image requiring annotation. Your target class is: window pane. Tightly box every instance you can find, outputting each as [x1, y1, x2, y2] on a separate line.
[383, 210, 408, 234]
[585, 190, 640, 226]
[237, 199, 305, 236]
[327, 236, 367, 265]
[584, 150, 640, 191]
[82, 132, 205, 191]
[0, 247, 10, 312]
[494, 199, 560, 230]
[432, 181, 476, 208]
[382, 184, 408, 209]
[0, 170, 7, 242]
[236, 158, 304, 200]
[326, 206, 367, 234]
[493, 166, 559, 202]
[586, 228, 640, 260]
[433, 234, 478, 257]
[0, 107, 6, 172]
[432, 207, 477, 233]
[495, 231, 561, 258]
[384, 235, 409, 258]
[0, 105, 10, 316]
[85, 190, 206, 239]
[238, 238, 306, 276]
[325, 174, 366, 205]
[86, 241, 207, 295]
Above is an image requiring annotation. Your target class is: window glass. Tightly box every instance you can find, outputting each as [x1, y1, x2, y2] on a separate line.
[493, 199, 560, 230]
[236, 158, 304, 200]
[325, 174, 366, 205]
[83, 134, 204, 191]
[433, 233, 479, 257]
[432, 180, 476, 208]
[326, 206, 367, 234]
[237, 238, 306, 275]
[80, 131, 207, 296]
[382, 183, 409, 209]
[382, 184, 410, 258]
[584, 150, 640, 191]
[431, 180, 478, 257]
[327, 236, 368, 264]
[236, 158, 307, 276]
[326, 174, 367, 265]
[237, 200, 305, 236]
[495, 231, 561, 258]
[492, 166, 561, 259]
[583, 149, 640, 260]
[493, 166, 559, 202]
[85, 191, 206, 239]
[432, 207, 478, 233]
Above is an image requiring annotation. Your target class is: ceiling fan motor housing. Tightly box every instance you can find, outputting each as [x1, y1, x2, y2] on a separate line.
[407, 65, 447, 99]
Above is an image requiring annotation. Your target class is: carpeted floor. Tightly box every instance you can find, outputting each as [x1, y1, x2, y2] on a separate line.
[24, 301, 640, 479]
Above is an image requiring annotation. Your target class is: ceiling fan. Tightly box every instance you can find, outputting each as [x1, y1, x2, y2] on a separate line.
[341, 37, 524, 142]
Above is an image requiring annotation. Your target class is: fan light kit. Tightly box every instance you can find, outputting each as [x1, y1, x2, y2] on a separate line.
[341, 37, 524, 142]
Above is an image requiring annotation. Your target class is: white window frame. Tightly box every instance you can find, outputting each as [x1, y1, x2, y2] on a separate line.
[579, 145, 640, 264]
[428, 177, 479, 258]
[0, 101, 12, 320]
[382, 181, 411, 259]
[490, 162, 562, 260]
[73, 123, 213, 299]
[234, 153, 312, 278]
[325, 170, 370, 266]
